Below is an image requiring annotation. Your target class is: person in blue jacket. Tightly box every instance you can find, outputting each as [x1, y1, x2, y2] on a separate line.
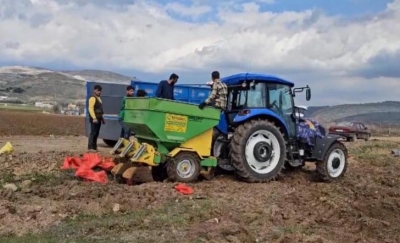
[155, 73, 179, 100]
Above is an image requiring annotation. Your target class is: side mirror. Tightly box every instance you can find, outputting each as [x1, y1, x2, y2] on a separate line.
[364, 127, 368, 130]
[294, 112, 304, 119]
[306, 88, 311, 101]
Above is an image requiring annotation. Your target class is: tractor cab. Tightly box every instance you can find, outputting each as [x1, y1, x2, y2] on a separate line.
[215, 73, 311, 141]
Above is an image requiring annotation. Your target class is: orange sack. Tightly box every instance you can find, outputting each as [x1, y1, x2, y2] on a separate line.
[174, 183, 194, 195]
[61, 153, 116, 183]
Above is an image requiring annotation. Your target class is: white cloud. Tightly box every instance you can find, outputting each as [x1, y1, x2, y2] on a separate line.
[165, 2, 212, 18]
[0, 0, 400, 105]
[254, 0, 275, 4]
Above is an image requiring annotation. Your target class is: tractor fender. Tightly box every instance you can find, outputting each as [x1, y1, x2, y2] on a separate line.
[310, 135, 343, 161]
[232, 109, 289, 136]
[215, 112, 228, 135]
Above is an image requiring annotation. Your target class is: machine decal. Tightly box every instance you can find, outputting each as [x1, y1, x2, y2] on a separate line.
[164, 113, 188, 133]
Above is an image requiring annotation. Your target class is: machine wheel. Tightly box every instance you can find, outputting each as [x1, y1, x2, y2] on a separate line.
[230, 119, 286, 183]
[103, 139, 117, 147]
[167, 152, 201, 183]
[212, 129, 235, 172]
[365, 134, 370, 141]
[316, 142, 348, 182]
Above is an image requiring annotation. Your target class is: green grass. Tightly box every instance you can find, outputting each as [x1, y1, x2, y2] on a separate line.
[348, 140, 400, 167]
[0, 198, 219, 243]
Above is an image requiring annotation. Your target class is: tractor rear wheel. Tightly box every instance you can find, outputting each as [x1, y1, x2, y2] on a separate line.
[167, 152, 201, 183]
[316, 142, 348, 182]
[230, 119, 286, 183]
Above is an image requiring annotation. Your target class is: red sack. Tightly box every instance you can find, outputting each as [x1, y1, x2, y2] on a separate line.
[97, 157, 116, 171]
[61, 157, 82, 170]
[174, 183, 194, 195]
[75, 166, 109, 184]
[61, 153, 116, 183]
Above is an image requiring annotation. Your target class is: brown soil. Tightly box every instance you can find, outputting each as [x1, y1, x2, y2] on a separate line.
[0, 110, 84, 136]
[1, 111, 400, 243]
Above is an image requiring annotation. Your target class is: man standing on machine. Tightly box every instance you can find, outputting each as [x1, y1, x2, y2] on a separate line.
[155, 73, 179, 100]
[199, 71, 227, 110]
[88, 84, 104, 152]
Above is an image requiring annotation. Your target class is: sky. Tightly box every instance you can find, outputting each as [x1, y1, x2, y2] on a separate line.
[0, 0, 399, 106]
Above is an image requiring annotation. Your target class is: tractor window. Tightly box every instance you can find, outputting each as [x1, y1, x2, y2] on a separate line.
[268, 84, 294, 115]
[268, 83, 295, 137]
[247, 83, 267, 108]
[234, 83, 267, 109]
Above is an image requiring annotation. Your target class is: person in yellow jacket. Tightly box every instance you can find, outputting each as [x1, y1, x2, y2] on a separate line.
[88, 85, 104, 152]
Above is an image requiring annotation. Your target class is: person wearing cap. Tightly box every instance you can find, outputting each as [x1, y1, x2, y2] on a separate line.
[88, 84, 104, 152]
[155, 73, 179, 100]
[199, 71, 227, 110]
[118, 85, 135, 139]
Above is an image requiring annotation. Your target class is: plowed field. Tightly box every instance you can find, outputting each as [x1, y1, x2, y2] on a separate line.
[1, 111, 400, 243]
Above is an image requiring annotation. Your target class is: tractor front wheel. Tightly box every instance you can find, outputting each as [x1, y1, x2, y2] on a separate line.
[167, 152, 201, 183]
[316, 142, 348, 182]
[230, 119, 286, 183]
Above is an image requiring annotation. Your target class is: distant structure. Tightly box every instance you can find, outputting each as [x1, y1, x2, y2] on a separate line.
[60, 103, 80, 116]
[34, 101, 53, 109]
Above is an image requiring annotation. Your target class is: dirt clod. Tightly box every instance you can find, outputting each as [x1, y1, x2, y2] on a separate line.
[3, 183, 18, 192]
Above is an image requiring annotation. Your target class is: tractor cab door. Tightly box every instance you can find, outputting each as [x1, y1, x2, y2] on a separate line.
[268, 84, 296, 139]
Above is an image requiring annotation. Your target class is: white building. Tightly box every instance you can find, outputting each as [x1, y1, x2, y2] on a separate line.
[34, 101, 53, 108]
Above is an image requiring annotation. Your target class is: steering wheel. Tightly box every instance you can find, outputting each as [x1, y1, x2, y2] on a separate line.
[271, 100, 280, 110]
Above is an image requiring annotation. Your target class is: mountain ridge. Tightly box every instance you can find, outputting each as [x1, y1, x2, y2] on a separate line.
[1, 65, 399, 125]
[0, 66, 135, 103]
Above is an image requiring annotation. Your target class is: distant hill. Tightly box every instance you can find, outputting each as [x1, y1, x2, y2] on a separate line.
[303, 106, 328, 118]
[334, 112, 400, 125]
[0, 66, 135, 103]
[61, 69, 140, 83]
[306, 101, 400, 125]
[1, 65, 400, 125]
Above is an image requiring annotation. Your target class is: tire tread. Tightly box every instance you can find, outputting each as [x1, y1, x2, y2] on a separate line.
[229, 119, 286, 183]
[316, 142, 348, 182]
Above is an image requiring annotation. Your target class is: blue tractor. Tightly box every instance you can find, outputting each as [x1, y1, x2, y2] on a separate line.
[212, 73, 348, 182]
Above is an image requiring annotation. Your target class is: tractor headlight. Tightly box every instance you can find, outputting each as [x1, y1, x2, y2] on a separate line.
[242, 82, 247, 88]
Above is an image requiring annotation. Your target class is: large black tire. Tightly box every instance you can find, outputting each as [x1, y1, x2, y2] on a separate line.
[167, 152, 201, 183]
[103, 139, 117, 147]
[230, 119, 286, 183]
[316, 142, 348, 182]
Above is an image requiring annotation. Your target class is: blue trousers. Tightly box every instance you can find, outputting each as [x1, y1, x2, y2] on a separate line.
[118, 119, 132, 139]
